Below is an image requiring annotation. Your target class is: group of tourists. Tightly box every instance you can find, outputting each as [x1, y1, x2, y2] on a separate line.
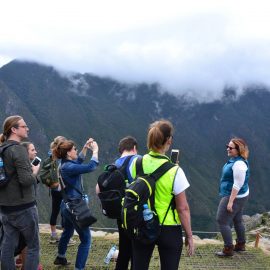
[0, 115, 250, 270]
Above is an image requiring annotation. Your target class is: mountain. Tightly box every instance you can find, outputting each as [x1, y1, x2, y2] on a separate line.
[1, 60, 270, 231]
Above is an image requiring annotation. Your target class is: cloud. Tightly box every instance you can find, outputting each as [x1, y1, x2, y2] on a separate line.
[1, 0, 270, 101]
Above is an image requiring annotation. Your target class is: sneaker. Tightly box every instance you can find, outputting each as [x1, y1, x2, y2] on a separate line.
[54, 256, 71, 266]
[67, 238, 76, 246]
[49, 234, 60, 244]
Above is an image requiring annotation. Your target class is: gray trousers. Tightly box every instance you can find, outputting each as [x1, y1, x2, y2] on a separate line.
[1, 205, 40, 270]
[216, 196, 248, 246]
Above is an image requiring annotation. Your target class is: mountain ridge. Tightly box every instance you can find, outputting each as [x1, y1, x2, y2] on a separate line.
[1, 60, 270, 231]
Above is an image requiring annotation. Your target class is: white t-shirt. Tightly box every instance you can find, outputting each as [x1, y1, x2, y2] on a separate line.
[173, 167, 190, 195]
[232, 160, 249, 198]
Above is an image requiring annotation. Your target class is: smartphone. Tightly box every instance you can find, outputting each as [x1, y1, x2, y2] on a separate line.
[31, 156, 41, 166]
[170, 149, 179, 164]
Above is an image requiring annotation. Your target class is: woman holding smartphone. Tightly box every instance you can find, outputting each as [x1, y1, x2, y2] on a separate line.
[53, 138, 99, 270]
[130, 119, 194, 270]
[19, 141, 42, 270]
[21, 142, 40, 164]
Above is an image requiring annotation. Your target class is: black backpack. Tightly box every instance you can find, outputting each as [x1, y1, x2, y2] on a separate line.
[121, 156, 175, 245]
[0, 143, 17, 188]
[97, 155, 133, 219]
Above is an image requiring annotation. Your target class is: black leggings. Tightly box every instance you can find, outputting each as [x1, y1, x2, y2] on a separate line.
[50, 189, 63, 226]
[132, 225, 183, 270]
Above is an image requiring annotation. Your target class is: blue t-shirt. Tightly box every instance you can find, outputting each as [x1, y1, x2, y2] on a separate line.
[115, 154, 140, 184]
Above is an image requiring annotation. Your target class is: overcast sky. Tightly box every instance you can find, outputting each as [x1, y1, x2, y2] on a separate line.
[1, 0, 270, 101]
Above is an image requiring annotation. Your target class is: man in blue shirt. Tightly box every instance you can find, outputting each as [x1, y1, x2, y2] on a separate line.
[97, 136, 139, 270]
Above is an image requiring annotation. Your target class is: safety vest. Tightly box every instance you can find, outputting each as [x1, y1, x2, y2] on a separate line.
[131, 151, 180, 225]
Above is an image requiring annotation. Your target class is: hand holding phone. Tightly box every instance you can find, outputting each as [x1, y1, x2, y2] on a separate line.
[170, 149, 179, 164]
[31, 156, 41, 166]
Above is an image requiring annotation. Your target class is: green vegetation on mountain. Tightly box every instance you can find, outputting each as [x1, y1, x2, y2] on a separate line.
[1, 60, 270, 231]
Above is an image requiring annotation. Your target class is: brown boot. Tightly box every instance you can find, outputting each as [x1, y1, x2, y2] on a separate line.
[215, 245, 234, 257]
[234, 240, 246, 252]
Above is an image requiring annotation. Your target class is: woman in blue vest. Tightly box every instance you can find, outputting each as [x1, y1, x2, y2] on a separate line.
[216, 138, 250, 256]
[131, 119, 194, 270]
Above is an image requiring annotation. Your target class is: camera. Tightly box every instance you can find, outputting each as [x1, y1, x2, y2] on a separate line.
[31, 156, 41, 166]
[170, 149, 179, 164]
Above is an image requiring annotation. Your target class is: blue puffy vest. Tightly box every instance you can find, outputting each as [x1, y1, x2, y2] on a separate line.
[219, 156, 249, 197]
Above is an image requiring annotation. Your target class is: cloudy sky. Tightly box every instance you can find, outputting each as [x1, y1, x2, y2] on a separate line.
[1, 0, 270, 101]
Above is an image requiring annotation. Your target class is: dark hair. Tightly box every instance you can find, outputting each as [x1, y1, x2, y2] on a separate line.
[0, 115, 23, 143]
[21, 141, 33, 150]
[147, 119, 173, 152]
[230, 137, 249, 160]
[53, 140, 74, 159]
[118, 136, 138, 154]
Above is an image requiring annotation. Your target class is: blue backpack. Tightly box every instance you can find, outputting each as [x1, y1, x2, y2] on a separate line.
[0, 143, 17, 188]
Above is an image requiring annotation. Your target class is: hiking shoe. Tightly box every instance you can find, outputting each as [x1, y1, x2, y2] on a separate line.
[67, 238, 76, 246]
[54, 256, 71, 266]
[215, 245, 234, 257]
[234, 240, 246, 252]
[49, 234, 60, 244]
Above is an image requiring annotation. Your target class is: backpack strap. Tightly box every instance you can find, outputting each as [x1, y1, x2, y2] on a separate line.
[160, 196, 174, 225]
[58, 166, 85, 201]
[155, 164, 176, 225]
[0, 143, 18, 156]
[135, 156, 144, 177]
[119, 155, 134, 177]
[0, 143, 24, 198]
[150, 162, 175, 182]
[136, 154, 172, 178]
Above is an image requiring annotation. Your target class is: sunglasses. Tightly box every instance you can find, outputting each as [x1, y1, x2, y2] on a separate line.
[226, 144, 236, 150]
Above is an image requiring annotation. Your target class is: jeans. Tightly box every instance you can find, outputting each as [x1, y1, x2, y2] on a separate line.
[216, 196, 248, 246]
[58, 201, 91, 270]
[1, 206, 40, 270]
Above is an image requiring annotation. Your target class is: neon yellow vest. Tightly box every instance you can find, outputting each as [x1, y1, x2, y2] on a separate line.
[131, 151, 180, 225]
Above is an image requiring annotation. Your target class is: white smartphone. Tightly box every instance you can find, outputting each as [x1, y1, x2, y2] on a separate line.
[170, 149, 179, 164]
[31, 156, 41, 166]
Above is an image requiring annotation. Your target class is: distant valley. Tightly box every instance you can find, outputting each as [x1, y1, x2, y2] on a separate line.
[1, 60, 270, 231]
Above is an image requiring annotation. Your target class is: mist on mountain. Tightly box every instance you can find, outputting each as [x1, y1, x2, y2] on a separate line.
[0, 60, 269, 231]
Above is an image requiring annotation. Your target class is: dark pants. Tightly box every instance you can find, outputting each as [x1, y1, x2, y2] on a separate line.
[115, 219, 133, 270]
[50, 189, 63, 226]
[216, 196, 248, 246]
[1, 206, 40, 270]
[132, 225, 183, 270]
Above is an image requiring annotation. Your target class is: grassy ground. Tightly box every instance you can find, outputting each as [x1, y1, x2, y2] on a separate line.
[40, 233, 270, 270]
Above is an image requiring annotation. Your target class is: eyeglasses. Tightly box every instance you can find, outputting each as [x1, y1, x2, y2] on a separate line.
[16, 125, 28, 129]
[226, 144, 236, 150]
